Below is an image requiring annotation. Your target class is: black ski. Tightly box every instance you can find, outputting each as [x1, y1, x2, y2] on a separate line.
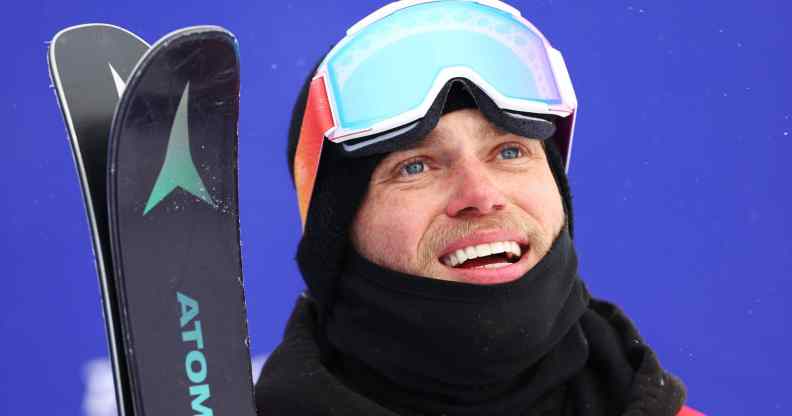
[107, 26, 255, 416]
[48, 24, 149, 415]
[50, 25, 256, 416]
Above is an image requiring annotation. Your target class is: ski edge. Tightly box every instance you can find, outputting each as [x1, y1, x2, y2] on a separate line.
[47, 24, 150, 416]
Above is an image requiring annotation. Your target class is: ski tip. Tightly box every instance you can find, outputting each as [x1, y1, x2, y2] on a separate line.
[152, 25, 238, 51]
[50, 24, 149, 50]
[48, 23, 150, 89]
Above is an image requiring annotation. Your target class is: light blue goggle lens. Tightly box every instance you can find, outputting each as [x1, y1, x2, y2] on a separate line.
[324, 1, 563, 132]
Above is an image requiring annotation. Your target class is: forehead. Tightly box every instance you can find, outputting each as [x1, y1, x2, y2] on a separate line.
[405, 109, 511, 152]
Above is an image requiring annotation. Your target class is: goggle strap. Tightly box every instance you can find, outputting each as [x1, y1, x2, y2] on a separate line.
[294, 76, 335, 229]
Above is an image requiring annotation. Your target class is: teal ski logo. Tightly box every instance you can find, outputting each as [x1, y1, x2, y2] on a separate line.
[144, 83, 217, 215]
[178, 291, 213, 415]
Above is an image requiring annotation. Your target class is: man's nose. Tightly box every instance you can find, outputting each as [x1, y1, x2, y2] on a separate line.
[445, 159, 507, 218]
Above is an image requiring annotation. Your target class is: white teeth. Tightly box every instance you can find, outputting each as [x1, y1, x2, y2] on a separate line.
[475, 244, 492, 257]
[455, 249, 468, 264]
[492, 241, 505, 254]
[441, 240, 524, 268]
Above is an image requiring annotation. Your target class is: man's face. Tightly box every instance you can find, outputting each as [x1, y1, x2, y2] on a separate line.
[351, 108, 565, 284]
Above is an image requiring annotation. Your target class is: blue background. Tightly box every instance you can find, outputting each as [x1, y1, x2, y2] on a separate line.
[2, 1, 790, 414]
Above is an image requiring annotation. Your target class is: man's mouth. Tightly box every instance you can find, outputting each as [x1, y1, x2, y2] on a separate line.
[440, 241, 523, 270]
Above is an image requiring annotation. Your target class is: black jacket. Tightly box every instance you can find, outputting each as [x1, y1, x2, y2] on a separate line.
[255, 294, 691, 416]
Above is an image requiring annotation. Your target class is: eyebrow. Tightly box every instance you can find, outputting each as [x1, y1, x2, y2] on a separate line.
[403, 130, 443, 152]
[400, 119, 509, 153]
[477, 120, 510, 140]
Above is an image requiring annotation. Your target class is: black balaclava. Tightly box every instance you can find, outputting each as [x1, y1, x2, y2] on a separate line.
[286, 61, 595, 414]
[326, 228, 591, 415]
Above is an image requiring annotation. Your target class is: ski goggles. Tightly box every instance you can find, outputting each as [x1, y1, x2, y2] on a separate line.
[294, 0, 578, 226]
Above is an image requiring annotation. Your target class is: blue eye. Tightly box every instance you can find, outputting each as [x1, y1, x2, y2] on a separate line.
[401, 160, 426, 176]
[499, 146, 522, 160]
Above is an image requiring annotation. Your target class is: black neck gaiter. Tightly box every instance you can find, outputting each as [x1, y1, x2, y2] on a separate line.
[324, 228, 592, 415]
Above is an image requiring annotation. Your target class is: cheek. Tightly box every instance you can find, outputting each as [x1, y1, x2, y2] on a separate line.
[351, 186, 439, 269]
[504, 170, 564, 234]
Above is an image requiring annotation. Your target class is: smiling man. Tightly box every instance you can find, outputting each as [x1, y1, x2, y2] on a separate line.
[255, 1, 701, 415]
